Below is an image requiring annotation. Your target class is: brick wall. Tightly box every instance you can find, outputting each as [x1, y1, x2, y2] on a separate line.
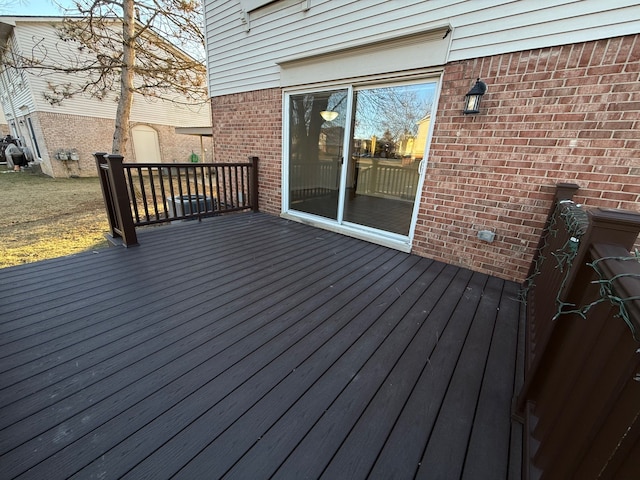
[35, 112, 212, 177]
[36, 112, 113, 177]
[209, 34, 640, 283]
[149, 124, 214, 164]
[418, 34, 640, 282]
[211, 88, 282, 214]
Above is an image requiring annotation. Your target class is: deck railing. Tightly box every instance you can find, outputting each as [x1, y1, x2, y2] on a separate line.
[355, 160, 420, 200]
[289, 160, 339, 201]
[288, 158, 420, 202]
[518, 183, 640, 479]
[95, 153, 259, 247]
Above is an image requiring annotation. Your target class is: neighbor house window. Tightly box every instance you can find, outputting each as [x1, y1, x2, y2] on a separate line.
[27, 117, 41, 159]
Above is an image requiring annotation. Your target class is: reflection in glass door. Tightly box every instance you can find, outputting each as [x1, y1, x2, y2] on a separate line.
[287, 80, 436, 239]
[344, 83, 435, 235]
[288, 89, 348, 220]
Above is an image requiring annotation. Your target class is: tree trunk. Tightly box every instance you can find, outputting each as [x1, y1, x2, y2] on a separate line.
[112, 0, 136, 155]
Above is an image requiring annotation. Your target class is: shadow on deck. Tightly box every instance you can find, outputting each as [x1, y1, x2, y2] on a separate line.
[0, 213, 523, 479]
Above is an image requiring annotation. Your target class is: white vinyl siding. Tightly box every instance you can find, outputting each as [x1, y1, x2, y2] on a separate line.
[0, 35, 37, 121]
[204, 0, 640, 96]
[10, 22, 121, 119]
[448, 0, 640, 61]
[4, 19, 210, 128]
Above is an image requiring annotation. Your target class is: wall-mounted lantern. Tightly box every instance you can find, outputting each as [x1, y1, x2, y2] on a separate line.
[463, 78, 487, 114]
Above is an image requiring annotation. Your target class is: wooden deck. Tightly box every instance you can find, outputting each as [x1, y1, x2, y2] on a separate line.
[0, 213, 523, 479]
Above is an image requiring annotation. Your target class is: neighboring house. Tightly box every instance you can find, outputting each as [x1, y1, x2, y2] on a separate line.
[203, 0, 640, 283]
[0, 16, 213, 178]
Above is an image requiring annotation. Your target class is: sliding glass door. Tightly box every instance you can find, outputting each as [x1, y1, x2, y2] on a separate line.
[287, 89, 348, 220]
[286, 79, 437, 239]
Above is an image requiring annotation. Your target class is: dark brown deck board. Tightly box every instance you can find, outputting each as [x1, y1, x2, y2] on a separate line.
[271, 261, 456, 479]
[125, 253, 421, 480]
[172, 256, 435, 480]
[225, 260, 450, 480]
[0, 213, 522, 479]
[0, 219, 314, 329]
[0, 216, 277, 310]
[0, 227, 349, 383]
[51, 249, 405, 479]
[416, 274, 502, 479]
[1, 237, 384, 469]
[1, 221, 340, 363]
[364, 268, 481, 479]
[462, 280, 522, 479]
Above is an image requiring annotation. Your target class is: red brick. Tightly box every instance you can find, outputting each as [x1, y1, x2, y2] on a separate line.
[37, 113, 213, 178]
[212, 35, 640, 283]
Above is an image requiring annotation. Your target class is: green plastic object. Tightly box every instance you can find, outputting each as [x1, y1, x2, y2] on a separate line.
[189, 151, 199, 163]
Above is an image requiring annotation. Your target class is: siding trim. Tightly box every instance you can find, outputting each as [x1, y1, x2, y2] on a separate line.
[240, 0, 279, 13]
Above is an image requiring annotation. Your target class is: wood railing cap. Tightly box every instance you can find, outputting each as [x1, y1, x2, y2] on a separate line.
[556, 182, 580, 190]
[554, 182, 580, 200]
[589, 208, 640, 229]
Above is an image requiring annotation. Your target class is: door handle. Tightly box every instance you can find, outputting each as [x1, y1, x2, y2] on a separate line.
[418, 159, 426, 175]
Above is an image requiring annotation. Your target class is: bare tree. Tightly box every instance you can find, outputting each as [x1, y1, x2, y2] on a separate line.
[4, 0, 207, 154]
[354, 86, 433, 144]
[0, 0, 22, 13]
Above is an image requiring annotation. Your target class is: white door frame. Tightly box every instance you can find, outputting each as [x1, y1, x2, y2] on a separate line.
[282, 73, 443, 253]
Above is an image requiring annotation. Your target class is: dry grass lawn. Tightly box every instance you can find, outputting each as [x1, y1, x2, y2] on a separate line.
[0, 167, 109, 269]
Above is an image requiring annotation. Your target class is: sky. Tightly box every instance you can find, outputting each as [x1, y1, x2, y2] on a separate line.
[1, 0, 206, 58]
[0, 0, 76, 16]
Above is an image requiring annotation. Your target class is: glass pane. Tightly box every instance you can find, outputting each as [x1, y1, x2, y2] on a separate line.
[344, 83, 436, 235]
[288, 89, 348, 220]
[27, 118, 41, 158]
